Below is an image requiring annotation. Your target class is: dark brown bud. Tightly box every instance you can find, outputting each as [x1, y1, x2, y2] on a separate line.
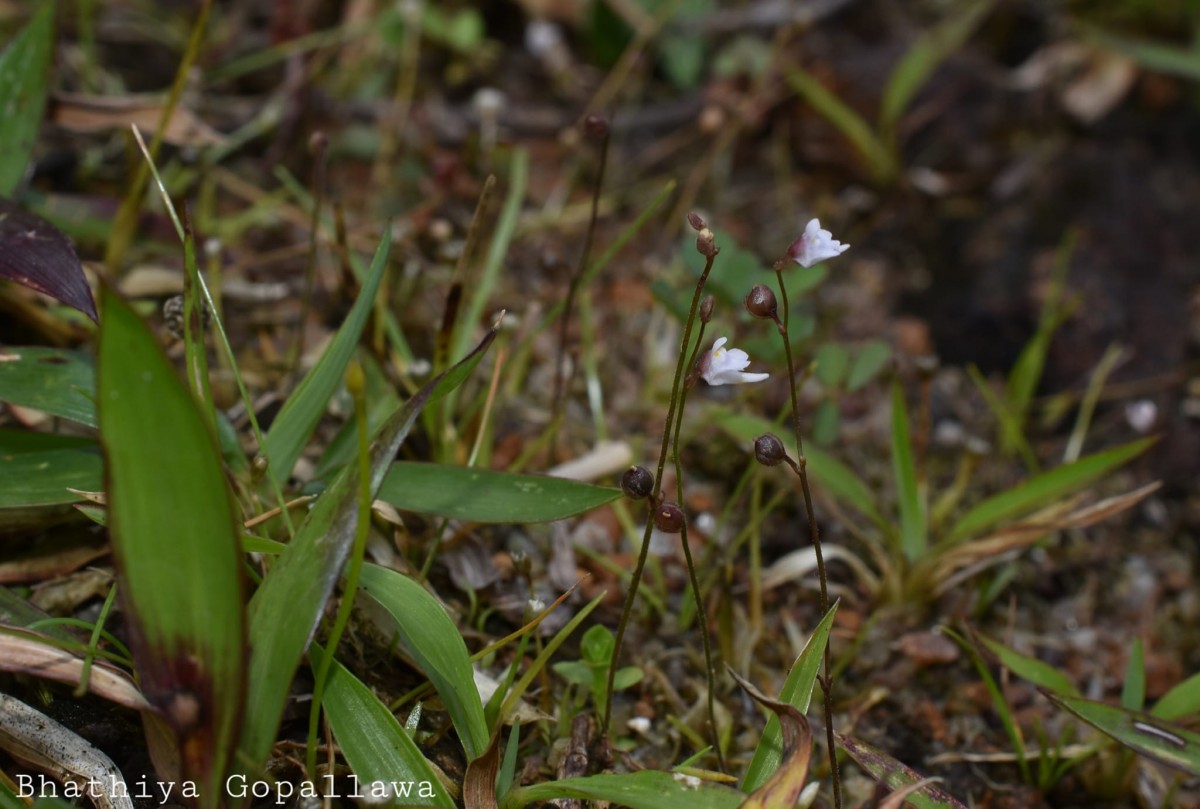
[745, 284, 778, 320]
[699, 295, 715, 324]
[754, 434, 787, 467]
[583, 115, 609, 139]
[654, 502, 685, 533]
[621, 466, 654, 500]
[696, 227, 717, 258]
[308, 130, 329, 154]
[687, 212, 707, 232]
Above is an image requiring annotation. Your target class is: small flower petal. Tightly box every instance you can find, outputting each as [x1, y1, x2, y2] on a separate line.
[700, 337, 770, 385]
[788, 218, 849, 268]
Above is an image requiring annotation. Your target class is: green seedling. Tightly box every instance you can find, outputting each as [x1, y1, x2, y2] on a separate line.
[957, 629, 1200, 798]
[553, 624, 643, 728]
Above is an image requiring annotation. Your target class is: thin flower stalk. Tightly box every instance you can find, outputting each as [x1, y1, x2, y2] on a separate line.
[669, 316, 724, 770]
[604, 220, 721, 761]
[760, 218, 849, 809]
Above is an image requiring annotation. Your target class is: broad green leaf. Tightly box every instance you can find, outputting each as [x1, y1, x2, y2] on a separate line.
[552, 661, 592, 686]
[97, 286, 245, 809]
[356, 563, 488, 761]
[0, 347, 96, 426]
[0, 3, 54, 195]
[814, 343, 849, 389]
[891, 382, 925, 561]
[239, 320, 498, 766]
[811, 398, 839, 446]
[0, 430, 100, 528]
[879, 0, 997, 134]
[310, 643, 454, 807]
[261, 232, 391, 481]
[502, 771, 744, 809]
[785, 65, 896, 184]
[837, 733, 968, 809]
[377, 463, 621, 524]
[1046, 693, 1200, 776]
[742, 602, 838, 793]
[846, 340, 891, 392]
[976, 632, 1081, 699]
[946, 438, 1155, 544]
[710, 407, 889, 530]
[1152, 671, 1200, 721]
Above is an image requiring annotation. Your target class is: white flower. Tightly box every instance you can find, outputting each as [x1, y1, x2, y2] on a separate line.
[700, 337, 769, 385]
[788, 218, 849, 268]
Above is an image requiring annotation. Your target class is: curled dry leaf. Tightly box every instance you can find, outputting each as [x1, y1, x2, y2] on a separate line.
[728, 668, 813, 809]
[0, 629, 149, 710]
[0, 693, 136, 809]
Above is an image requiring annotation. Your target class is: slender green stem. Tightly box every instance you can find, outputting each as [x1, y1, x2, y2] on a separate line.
[604, 248, 717, 738]
[774, 267, 841, 809]
[669, 354, 726, 771]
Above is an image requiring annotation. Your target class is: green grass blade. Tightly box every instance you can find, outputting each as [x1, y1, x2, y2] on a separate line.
[1151, 671, 1200, 721]
[97, 286, 246, 809]
[0, 347, 96, 426]
[891, 382, 925, 561]
[945, 437, 1155, 544]
[1045, 693, 1200, 776]
[377, 463, 621, 523]
[356, 564, 489, 761]
[879, 0, 996, 135]
[784, 64, 896, 184]
[837, 733, 968, 809]
[309, 643, 455, 808]
[1083, 26, 1200, 82]
[261, 231, 391, 481]
[1004, 231, 1074, 442]
[451, 148, 527, 364]
[0, 2, 54, 195]
[1122, 637, 1146, 712]
[742, 601, 838, 793]
[966, 364, 1038, 470]
[239, 320, 499, 766]
[502, 771, 744, 809]
[976, 632, 1081, 699]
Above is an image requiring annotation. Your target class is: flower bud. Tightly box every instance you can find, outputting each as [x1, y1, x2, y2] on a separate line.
[696, 227, 717, 258]
[699, 295, 715, 324]
[621, 466, 654, 500]
[745, 284, 778, 320]
[687, 212, 707, 232]
[654, 502, 685, 533]
[754, 434, 787, 467]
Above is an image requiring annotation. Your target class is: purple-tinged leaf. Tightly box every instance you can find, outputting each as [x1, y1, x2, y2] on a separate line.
[0, 197, 97, 321]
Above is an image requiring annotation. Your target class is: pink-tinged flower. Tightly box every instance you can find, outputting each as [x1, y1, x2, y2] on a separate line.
[700, 337, 769, 385]
[787, 218, 849, 268]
